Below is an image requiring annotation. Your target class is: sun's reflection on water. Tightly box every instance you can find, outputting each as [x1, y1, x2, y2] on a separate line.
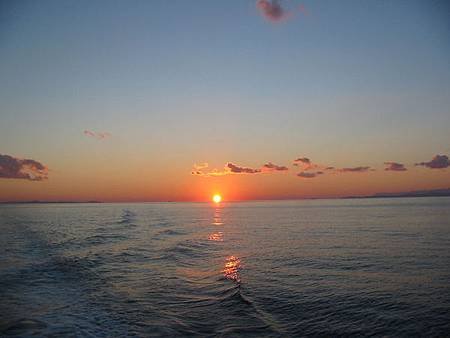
[208, 232, 223, 241]
[208, 203, 241, 283]
[212, 207, 223, 225]
[208, 206, 224, 240]
[223, 255, 241, 283]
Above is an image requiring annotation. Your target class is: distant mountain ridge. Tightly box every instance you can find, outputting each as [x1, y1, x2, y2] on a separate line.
[1, 189, 450, 204]
[343, 188, 450, 199]
[372, 188, 450, 198]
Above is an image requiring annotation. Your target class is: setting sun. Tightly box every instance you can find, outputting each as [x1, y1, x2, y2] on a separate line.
[212, 194, 222, 203]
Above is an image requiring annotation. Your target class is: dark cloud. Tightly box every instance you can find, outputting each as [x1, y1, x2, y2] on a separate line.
[227, 162, 261, 174]
[337, 166, 372, 173]
[257, 0, 302, 23]
[256, 0, 306, 23]
[415, 155, 450, 169]
[84, 130, 111, 140]
[256, 0, 287, 22]
[293, 157, 318, 170]
[294, 157, 310, 165]
[297, 171, 323, 178]
[262, 162, 288, 171]
[0, 154, 48, 181]
[384, 162, 407, 172]
[325, 166, 335, 170]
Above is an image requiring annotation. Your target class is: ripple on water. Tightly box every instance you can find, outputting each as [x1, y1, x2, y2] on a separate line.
[208, 232, 223, 241]
[223, 256, 241, 283]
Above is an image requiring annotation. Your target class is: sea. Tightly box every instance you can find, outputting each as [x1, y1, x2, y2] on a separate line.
[1, 197, 449, 337]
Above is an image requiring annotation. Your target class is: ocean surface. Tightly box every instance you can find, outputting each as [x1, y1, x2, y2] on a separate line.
[1, 197, 450, 337]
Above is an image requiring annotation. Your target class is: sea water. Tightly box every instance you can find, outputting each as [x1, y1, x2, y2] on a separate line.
[1, 197, 449, 336]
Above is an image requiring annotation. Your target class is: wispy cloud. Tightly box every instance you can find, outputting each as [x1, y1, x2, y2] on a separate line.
[262, 162, 288, 171]
[191, 163, 210, 175]
[191, 162, 232, 177]
[384, 162, 407, 171]
[83, 130, 111, 140]
[337, 166, 373, 173]
[0, 154, 48, 181]
[415, 154, 450, 169]
[297, 171, 323, 178]
[192, 161, 289, 176]
[227, 162, 261, 174]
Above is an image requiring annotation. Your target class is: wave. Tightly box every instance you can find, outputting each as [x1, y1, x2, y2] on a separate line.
[117, 209, 137, 227]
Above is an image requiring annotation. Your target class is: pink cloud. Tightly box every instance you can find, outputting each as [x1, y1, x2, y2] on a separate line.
[256, 0, 293, 22]
[0, 154, 48, 181]
[384, 162, 407, 172]
[84, 130, 111, 140]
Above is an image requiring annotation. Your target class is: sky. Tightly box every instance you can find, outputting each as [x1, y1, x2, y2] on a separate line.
[1, 0, 449, 202]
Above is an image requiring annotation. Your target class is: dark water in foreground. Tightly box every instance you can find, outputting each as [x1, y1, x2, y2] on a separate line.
[1, 197, 450, 337]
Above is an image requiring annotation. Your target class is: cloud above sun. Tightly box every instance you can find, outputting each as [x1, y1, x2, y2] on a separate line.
[0, 154, 48, 181]
[227, 162, 261, 174]
[192, 161, 288, 176]
[192, 154, 448, 179]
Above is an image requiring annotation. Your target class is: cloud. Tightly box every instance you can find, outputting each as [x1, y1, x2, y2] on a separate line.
[84, 130, 111, 140]
[227, 162, 261, 174]
[0, 154, 48, 181]
[337, 166, 373, 173]
[191, 162, 260, 176]
[192, 161, 290, 176]
[293, 157, 318, 170]
[293, 157, 311, 165]
[192, 163, 212, 176]
[256, 0, 291, 22]
[262, 162, 288, 171]
[293, 157, 327, 177]
[384, 162, 407, 172]
[193, 163, 208, 171]
[415, 155, 450, 169]
[297, 171, 323, 178]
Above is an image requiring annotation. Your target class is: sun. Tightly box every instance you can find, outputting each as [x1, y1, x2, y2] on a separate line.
[212, 194, 222, 203]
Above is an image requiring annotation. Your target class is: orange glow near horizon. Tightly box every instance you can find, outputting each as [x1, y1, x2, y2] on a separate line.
[213, 194, 222, 203]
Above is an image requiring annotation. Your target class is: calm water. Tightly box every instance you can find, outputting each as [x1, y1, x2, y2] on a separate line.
[1, 198, 450, 337]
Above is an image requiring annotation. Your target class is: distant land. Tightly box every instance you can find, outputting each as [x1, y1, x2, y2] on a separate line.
[1, 189, 450, 204]
[0, 200, 103, 204]
[344, 188, 450, 199]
